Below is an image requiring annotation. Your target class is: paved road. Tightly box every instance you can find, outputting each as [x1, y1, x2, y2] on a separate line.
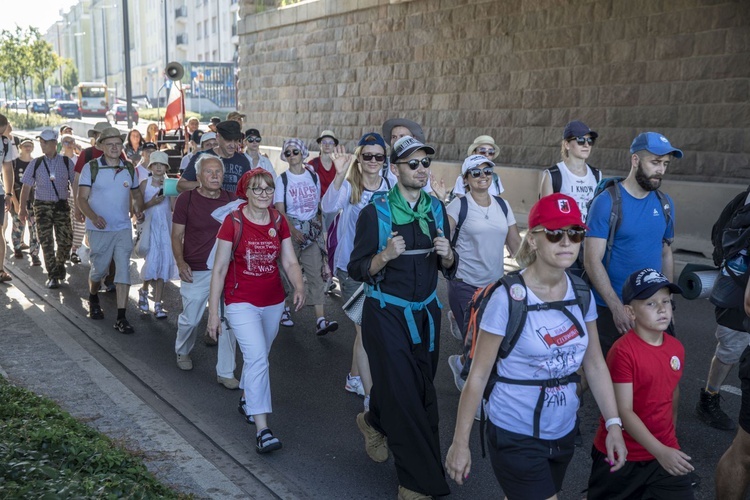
[0, 237, 738, 499]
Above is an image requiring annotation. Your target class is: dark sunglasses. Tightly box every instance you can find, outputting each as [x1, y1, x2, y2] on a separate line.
[569, 136, 595, 146]
[467, 166, 494, 178]
[361, 153, 385, 162]
[397, 157, 432, 170]
[476, 147, 495, 156]
[246, 137, 262, 143]
[532, 227, 586, 244]
[284, 149, 301, 157]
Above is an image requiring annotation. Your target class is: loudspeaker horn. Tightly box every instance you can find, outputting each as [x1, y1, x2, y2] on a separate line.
[165, 61, 184, 81]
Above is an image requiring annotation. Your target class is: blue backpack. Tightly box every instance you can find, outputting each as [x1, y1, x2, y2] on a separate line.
[370, 191, 448, 252]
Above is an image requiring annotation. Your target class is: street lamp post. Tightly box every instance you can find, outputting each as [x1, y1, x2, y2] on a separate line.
[122, 0, 133, 129]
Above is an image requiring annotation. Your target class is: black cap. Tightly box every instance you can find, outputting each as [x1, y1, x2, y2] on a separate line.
[245, 128, 261, 139]
[143, 142, 158, 150]
[191, 129, 204, 144]
[210, 116, 221, 125]
[621, 268, 683, 305]
[215, 120, 243, 140]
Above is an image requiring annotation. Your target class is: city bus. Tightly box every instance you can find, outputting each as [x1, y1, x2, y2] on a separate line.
[77, 82, 109, 116]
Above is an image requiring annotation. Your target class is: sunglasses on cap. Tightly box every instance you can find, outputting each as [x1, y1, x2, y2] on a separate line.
[569, 136, 595, 146]
[361, 153, 385, 162]
[467, 166, 494, 178]
[284, 149, 301, 157]
[246, 137, 262, 143]
[532, 227, 586, 244]
[396, 157, 432, 170]
[475, 147, 495, 156]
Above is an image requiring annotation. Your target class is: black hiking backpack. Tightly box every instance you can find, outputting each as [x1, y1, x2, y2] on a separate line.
[711, 185, 750, 286]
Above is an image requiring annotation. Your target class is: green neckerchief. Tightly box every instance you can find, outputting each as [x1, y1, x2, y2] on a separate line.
[387, 186, 433, 238]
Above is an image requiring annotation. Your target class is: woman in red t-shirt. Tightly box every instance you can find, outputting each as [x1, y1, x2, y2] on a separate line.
[207, 168, 305, 454]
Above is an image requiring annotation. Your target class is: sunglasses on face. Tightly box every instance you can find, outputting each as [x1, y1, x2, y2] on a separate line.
[284, 149, 301, 157]
[361, 153, 385, 162]
[320, 140, 336, 146]
[570, 136, 595, 146]
[532, 227, 586, 244]
[467, 166, 494, 178]
[246, 137, 262, 143]
[251, 187, 275, 196]
[62, 141, 75, 146]
[476, 147, 495, 156]
[397, 157, 432, 170]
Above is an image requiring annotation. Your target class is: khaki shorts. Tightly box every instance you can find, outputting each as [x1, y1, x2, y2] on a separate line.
[715, 324, 750, 365]
[88, 228, 133, 284]
[335, 269, 362, 303]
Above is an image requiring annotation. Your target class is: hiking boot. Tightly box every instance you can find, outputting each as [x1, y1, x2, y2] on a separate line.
[176, 354, 193, 371]
[138, 288, 149, 312]
[256, 428, 282, 454]
[89, 302, 104, 320]
[398, 485, 433, 500]
[695, 388, 736, 430]
[345, 373, 365, 397]
[448, 310, 463, 341]
[356, 412, 388, 463]
[238, 398, 256, 425]
[113, 318, 135, 334]
[316, 318, 338, 336]
[217, 376, 240, 390]
[448, 355, 465, 392]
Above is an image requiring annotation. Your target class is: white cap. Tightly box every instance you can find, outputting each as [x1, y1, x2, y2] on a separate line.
[37, 128, 59, 141]
[200, 131, 217, 145]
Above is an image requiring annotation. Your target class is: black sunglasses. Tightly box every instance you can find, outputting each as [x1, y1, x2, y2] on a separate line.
[397, 157, 432, 170]
[569, 136, 595, 146]
[532, 227, 586, 244]
[246, 137, 262, 143]
[284, 149, 301, 157]
[467, 166, 494, 178]
[361, 153, 385, 162]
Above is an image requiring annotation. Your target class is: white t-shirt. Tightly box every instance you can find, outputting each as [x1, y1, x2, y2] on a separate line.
[480, 272, 597, 440]
[135, 164, 150, 185]
[321, 177, 392, 273]
[446, 194, 516, 287]
[79, 157, 139, 232]
[245, 153, 276, 176]
[1, 139, 19, 193]
[273, 168, 321, 222]
[179, 153, 192, 173]
[545, 162, 599, 222]
[452, 174, 502, 197]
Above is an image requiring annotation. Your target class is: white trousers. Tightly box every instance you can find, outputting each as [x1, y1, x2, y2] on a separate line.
[174, 270, 237, 378]
[225, 301, 285, 415]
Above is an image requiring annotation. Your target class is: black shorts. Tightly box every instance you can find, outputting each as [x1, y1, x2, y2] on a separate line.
[738, 345, 750, 433]
[587, 446, 693, 499]
[487, 422, 576, 500]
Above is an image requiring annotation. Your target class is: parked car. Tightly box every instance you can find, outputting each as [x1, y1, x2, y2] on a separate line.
[29, 100, 50, 113]
[106, 104, 139, 125]
[53, 100, 82, 119]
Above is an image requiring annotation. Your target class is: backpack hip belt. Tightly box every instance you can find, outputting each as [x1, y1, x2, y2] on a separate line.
[364, 283, 442, 352]
[495, 373, 581, 439]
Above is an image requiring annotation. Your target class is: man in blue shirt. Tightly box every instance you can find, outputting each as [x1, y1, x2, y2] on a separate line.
[584, 132, 682, 356]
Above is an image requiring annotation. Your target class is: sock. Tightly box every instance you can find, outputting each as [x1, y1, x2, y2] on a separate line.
[89, 294, 99, 304]
[706, 386, 720, 395]
[117, 308, 126, 320]
[317, 316, 325, 326]
[257, 427, 269, 437]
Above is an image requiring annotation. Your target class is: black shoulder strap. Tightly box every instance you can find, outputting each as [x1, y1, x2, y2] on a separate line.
[549, 164, 562, 193]
[604, 182, 622, 269]
[451, 196, 469, 247]
[493, 195, 509, 218]
[498, 272, 529, 360]
[589, 165, 601, 183]
[567, 270, 591, 318]
[655, 189, 673, 245]
[32, 157, 44, 178]
[281, 171, 288, 212]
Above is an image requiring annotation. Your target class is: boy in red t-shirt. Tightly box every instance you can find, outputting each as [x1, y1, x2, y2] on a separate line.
[587, 268, 695, 500]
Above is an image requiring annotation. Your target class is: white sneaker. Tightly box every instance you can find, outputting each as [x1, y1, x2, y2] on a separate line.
[448, 310, 463, 341]
[448, 355, 465, 392]
[345, 373, 365, 397]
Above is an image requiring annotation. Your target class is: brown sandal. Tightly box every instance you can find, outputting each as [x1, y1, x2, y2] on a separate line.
[0, 271, 12, 282]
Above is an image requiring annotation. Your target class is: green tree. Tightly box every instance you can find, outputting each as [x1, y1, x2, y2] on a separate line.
[62, 59, 78, 92]
[29, 28, 59, 111]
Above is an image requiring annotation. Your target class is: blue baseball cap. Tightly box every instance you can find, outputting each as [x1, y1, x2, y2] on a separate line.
[622, 268, 683, 305]
[563, 120, 598, 140]
[358, 132, 386, 151]
[630, 132, 683, 158]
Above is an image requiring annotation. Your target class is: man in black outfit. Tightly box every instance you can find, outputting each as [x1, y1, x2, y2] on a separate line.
[348, 136, 457, 500]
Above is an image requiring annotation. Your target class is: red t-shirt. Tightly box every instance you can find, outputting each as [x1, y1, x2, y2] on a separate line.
[593, 330, 684, 461]
[308, 156, 336, 197]
[74, 147, 103, 173]
[172, 189, 236, 271]
[217, 206, 290, 307]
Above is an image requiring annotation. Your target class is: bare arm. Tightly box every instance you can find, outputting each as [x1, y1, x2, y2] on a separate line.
[506, 224, 522, 257]
[275, 202, 304, 244]
[661, 242, 674, 282]
[176, 177, 199, 193]
[2, 161, 12, 209]
[171, 222, 192, 283]
[584, 236, 633, 334]
[18, 184, 31, 223]
[206, 239, 231, 340]
[539, 170, 553, 198]
[280, 238, 305, 311]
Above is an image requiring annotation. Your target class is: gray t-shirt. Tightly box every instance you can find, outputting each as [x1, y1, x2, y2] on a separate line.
[79, 157, 139, 232]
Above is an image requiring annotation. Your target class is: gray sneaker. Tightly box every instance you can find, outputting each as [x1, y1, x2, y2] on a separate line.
[176, 354, 193, 371]
[448, 354, 465, 392]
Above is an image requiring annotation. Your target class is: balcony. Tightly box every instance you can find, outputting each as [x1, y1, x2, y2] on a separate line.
[175, 5, 187, 21]
[176, 33, 188, 46]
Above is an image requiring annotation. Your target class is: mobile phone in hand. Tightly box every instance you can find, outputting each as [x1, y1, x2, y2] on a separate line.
[158, 188, 164, 196]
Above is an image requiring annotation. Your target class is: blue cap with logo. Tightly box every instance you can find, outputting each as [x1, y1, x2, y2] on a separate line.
[630, 132, 683, 158]
[621, 268, 683, 305]
[357, 132, 386, 150]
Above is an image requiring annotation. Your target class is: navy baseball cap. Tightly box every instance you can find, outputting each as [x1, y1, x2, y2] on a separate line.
[563, 120, 598, 140]
[630, 132, 683, 158]
[622, 268, 683, 305]
[358, 132, 386, 150]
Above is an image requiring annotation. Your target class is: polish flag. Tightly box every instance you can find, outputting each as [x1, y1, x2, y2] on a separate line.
[163, 80, 184, 131]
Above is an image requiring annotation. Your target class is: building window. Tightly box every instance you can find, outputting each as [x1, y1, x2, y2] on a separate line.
[212, 16, 217, 34]
[212, 50, 217, 60]
[204, 22, 208, 38]
[197, 21, 202, 39]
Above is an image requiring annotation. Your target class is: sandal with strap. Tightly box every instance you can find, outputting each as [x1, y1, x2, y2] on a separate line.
[316, 318, 338, 336]
[280, 306, 294, 327]
[256, 428, 282, 454]
[0, 271, 12, 283]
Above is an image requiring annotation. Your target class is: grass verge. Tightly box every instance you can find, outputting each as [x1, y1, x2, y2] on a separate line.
[3, 111, 65, 130]
[0, 375, 187, 498]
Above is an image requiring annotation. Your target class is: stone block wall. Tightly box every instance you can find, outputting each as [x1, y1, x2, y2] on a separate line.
[237, 0, 750, 183]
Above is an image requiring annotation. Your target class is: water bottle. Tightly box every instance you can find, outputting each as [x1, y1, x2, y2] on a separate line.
[723, 251, 748, 277]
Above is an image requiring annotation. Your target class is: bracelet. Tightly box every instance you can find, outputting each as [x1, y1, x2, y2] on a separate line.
[605, 417, 623, 431]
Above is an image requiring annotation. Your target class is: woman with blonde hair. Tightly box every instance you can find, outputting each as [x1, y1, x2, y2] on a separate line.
[321, 132, 393, 411]
[144, 123, 160, 144]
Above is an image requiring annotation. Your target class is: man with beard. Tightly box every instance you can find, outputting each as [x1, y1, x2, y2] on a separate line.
[584, 132, 682, 357]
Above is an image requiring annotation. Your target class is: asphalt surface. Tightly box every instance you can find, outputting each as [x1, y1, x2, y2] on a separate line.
[0, 238, 739, 499]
